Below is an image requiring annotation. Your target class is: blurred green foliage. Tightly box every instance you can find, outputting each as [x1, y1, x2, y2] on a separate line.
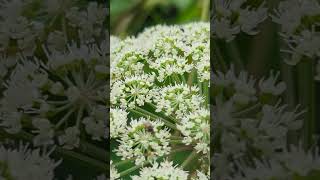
[110, 0, 209, 37]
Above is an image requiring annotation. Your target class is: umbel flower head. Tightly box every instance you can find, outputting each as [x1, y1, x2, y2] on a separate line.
[0, 0, 108, 149]
[111, 22, 210, 178]
[0, 142, 60, 180]
[212, 0, 268, 41]
[210, 65, 320, 179]
[271, 0, 320, 80]
[131, 160, 189, 180]
[0, 0, 108, 179]
[115, 117, 171, 165]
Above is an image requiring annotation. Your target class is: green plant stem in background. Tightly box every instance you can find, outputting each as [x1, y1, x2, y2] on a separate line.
[201, 0, 209, 21]
[181, 150, 198, 169]
[281, 62, 300, 144]
[225, 41, 244, 70]
[212, 40, 227, 72]
[297, 59, 316, 149]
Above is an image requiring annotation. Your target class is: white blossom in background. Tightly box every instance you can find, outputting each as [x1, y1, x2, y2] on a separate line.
[131, 160, 189, 180]
[235, 143, 320, 179]
[0, 143, 60, 180]
[211, 67, 314, 179]
[0, 0, 44, 56]
[110, 161, 120, 180]
[193, 170, 210, 180]
[258, 71, 286, 96]
[212, 0, 268, 41]
[271, 0, 320, 80]
[212, 66, 257, 105]
[0, 0, 108, 149]
[111, 22, 210, 178]
[0, 0, 108, 179]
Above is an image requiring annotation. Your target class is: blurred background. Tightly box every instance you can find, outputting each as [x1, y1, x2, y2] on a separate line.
[110, 0, 209, 37]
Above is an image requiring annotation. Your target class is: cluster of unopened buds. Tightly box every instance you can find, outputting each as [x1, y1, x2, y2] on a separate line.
[110, 22, 210, 179]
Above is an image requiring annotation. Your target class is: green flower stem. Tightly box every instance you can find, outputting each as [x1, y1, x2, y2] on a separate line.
[131, 107, 178, 130]
[202, 83, 209, 104]
[188, 69, 196, 87]
[62, 16, 68, 44]
[181, 74, 187, 83]
[281, 63, 299, 144]
[212, 40, 227, 72]
[201, 0, 210, 21]
[114, 159, 135, 167]
[169, 140, 185, 144]
[181, 150, 198, 169]
[225, 41, 244, 70]
[170, 135, 183, 139]
[119, 162, 147, 177]
[79, 140, 108, 162]
[147, 103, 176, 122]
[55, 146, 107, 171]
[233, 103, 261, 117]
[198, 76, 203, 95]
[55, 108, 75, 129]
[171, 146, 194, 152]
[297, 60, 316, 148]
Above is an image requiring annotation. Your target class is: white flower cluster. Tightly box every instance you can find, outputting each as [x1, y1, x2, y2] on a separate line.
[213, 66, 287, 105]
[115, 118, 171, 165]
[0, 142, 60, 180]
[131, 160, 188, 180]
[0, 0, 108, 179]
[0, 0, 108, 148]
[111, 23, 210, 179]
[177, 108, 210, 154]
[153, 84, 204, 119]
[233, 144, 320, 179]
[212, 0, 320, 81]
[110, 108, 128, 138]
[110, 161, 121, 180]
[212, 0, 268, 41]
[271, 0, 320, 79]
[212, 67, 320, 179]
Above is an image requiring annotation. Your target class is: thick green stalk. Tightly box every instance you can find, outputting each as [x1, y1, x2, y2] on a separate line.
[297, 60, 315, 148]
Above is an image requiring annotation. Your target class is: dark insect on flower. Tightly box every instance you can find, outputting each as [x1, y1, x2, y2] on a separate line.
[143, 122, 154, 133]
